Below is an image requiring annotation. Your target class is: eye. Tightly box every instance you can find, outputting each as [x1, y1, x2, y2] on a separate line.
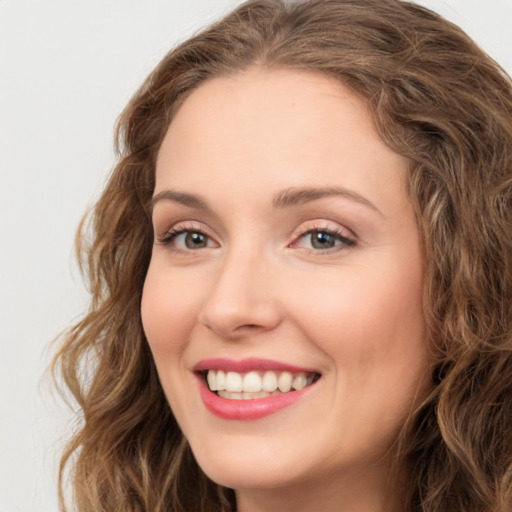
[174, 231, 211, 249]
[292, 227, 356, 252]
[308, 231, 340, 249]
[157, 226, 218, 251]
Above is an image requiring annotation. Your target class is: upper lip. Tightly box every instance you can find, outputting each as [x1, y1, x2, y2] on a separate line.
[193, 357, 319, 374]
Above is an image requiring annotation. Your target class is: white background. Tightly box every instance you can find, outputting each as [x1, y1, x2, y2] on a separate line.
[1, 1, 510, 511]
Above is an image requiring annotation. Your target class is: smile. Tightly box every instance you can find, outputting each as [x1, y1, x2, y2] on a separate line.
[194, 358, 321, 420]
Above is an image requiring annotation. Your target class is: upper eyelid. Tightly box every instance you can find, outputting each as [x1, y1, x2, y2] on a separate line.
[293, 220, 356, 238]
[156, 220, 210, 237]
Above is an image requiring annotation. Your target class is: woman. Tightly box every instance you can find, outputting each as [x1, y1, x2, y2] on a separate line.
[53, 0, 512, 511]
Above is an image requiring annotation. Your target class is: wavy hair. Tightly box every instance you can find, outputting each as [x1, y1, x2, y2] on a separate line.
[53, 0, 512, 510]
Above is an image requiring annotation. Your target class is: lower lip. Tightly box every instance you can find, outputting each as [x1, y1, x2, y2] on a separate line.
[197, 377, 314, 420]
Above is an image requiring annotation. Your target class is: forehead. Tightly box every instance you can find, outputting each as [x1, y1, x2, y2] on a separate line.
[155, 69, 409, 212]
[158, 68, 375, 163]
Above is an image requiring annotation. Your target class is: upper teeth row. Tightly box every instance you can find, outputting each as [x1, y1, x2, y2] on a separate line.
[207, 370, 314, 393]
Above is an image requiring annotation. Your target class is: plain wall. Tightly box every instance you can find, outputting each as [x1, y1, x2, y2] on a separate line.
[1, 1, 511, 510]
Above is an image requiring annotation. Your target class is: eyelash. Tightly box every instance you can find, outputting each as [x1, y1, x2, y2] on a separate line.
[156, 224, 357, 253]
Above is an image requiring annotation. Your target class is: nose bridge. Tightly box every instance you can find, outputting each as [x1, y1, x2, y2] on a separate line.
[199, 238, 281, 337]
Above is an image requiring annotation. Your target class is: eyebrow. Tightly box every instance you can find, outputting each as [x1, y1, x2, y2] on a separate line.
[149, 190, 209, 212]
[150, 186, 383, 217]
[272, 186, 383, 216]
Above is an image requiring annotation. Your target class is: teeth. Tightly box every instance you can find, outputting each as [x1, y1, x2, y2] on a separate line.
[207, 371, 217, 391]
[242, 371, 262, 392]
[216, 370, 226, 390]
[262, 371, 278, 392]
[292, 374, 308, 390]
[206, 369, 317, 397]
[225, 371, 242, 392]
[218, 391, 271, 399]
[278, 371, 292, 392]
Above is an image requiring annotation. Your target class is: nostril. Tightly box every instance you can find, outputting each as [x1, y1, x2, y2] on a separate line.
[235, 323, 260, 332]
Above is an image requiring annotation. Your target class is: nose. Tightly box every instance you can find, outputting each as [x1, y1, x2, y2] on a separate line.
[198, 247, 283, 339]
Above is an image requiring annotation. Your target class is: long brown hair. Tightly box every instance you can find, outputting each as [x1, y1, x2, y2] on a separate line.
[53, 0, 512, 510]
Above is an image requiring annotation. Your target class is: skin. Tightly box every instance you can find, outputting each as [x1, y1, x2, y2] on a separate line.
[141, 69, 431, 512]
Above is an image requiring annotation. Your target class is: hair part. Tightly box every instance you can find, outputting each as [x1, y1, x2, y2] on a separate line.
[53, 0, 512, 510]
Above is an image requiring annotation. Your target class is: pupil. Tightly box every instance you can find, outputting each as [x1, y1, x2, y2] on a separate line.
[186, 232, 206, 248]
[312, 232, 334, 249]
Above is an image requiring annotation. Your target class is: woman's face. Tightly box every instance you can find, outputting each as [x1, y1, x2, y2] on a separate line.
[142, 69, 430, 506]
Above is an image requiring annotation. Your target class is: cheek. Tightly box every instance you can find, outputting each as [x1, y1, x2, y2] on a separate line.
[140, 264, 200, 356]
[286, 258, 427, 382]
[277, 260, 429, 460]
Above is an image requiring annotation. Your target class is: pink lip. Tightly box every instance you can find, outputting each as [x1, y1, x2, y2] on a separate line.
[196, 376, 315, 420]
[193, 357, 317, 373]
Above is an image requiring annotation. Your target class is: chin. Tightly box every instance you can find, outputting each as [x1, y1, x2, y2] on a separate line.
[190, 438, 309, 490]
